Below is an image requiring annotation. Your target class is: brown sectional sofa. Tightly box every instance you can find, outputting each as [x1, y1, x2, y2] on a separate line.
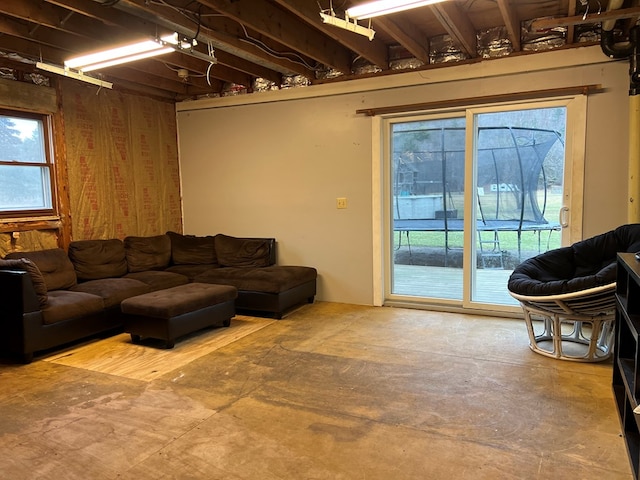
[0, 232, 317, 363]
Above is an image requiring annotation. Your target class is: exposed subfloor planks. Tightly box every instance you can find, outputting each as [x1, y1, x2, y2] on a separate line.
[0, 302, 632, 479]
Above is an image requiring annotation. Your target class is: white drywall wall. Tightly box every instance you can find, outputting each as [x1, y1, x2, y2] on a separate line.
[177, 45, 630, 306]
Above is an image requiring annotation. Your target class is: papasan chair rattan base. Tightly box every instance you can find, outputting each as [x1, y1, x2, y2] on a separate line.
[508, 224, 640, 362]
[509, 283, 616, 361]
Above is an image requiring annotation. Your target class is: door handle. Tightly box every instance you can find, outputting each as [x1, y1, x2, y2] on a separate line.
[559, 206, 569, 228]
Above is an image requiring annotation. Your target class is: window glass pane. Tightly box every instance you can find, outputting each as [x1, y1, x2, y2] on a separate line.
[0, 116, 46, 164]
[0, 165, 52, 211]
[0, 112, 54, 216]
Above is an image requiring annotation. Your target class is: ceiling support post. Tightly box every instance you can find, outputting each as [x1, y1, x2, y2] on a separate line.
[602, 23, 640, 223]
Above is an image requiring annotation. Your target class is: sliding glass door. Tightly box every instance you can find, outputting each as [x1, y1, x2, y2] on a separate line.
[383, 98, 584, 311]
[391, 115, 467, 301]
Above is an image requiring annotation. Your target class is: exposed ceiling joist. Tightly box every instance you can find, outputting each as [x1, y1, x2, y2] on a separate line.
[112, 0, 301, 78]
[375, 17, 430, 64]
[198, 0, 353, 74]
[0, 0, 623, 101]
[431, 2, 478, 58]
[532, 5, 640, 29]
[273, 0, 389, 69]
[496, 0, 521, 52]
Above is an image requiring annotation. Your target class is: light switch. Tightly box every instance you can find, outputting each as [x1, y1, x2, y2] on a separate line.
[336, 197, 347, 209]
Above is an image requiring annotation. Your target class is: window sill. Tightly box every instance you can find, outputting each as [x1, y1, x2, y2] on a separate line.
[0, 217, 62, 233]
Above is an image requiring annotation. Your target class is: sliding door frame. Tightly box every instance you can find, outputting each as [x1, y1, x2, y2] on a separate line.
[372, 95, 587, 314]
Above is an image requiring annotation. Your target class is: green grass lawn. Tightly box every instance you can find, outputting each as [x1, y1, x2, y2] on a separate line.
[393, 192, 563, 258]
[394, 229, 561, 252]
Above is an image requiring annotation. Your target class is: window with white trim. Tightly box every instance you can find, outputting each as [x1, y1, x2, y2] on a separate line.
[0, 110, 56, 218]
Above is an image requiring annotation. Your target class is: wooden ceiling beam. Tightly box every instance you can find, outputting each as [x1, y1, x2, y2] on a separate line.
[6, 0, 171, 58]
[96, 74, 181, 100]
[431, 2, 478, 58]
[112, 0, 296, 80]
[566, 0, 577, 44]
[117, 56, 225, 92]
[197, 0, 353, 74]
[121, 0, 286, 82]
[0, 35, 65, 65]
[44, 0, 168, 33]
[1, 0, 62, 23]
[0, 32, 220, 99]
[273, 0, 389, 69]
[101, 64, 197, 94]
[160, 52, 251, 87]
[42, 0, 272, 86]
[1, 0, 100, 37]
[496, 0, 521, 52]
[531, 6, 640, 29]
[0, 13, 88, 55]
[374, 17, 429, 64]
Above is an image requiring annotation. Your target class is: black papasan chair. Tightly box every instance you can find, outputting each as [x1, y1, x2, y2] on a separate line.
[508, 224, 640, 362]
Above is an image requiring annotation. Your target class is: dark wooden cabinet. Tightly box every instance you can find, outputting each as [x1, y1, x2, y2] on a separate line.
[614, 252, 640, 479]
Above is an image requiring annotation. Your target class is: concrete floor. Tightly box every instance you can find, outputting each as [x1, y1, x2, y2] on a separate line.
[0, 301, 632, 479]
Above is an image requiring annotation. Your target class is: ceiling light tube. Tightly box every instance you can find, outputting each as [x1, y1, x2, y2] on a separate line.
[64, 39, 167, 70]
[346, 0, 446, 19]
[61, 32, 214, 76]
[79, 47, 175, 72]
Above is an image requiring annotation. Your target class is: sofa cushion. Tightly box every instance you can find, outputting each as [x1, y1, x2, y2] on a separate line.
[125, 270, 189, 291]
[41, 290, 105, 325]
[121, 283, 237, 319]
[164, 264, 219, 282]
[124, 235, 171, 273]
[166, 231, 217, 265]
[214, 234, 272, 268]
[0, 258, 48, 307]
[194, 265, 317, 294]
[69, 239, 128, 281]
[5, 248, 77, 291]
[71, 278, 151, 309]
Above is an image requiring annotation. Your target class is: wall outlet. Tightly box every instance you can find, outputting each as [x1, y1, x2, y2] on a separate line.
[336, 197, 347, 209]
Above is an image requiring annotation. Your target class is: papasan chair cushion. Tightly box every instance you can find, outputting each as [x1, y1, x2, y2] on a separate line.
[508, 223, 640, 296]
[508, 224, 640, 362]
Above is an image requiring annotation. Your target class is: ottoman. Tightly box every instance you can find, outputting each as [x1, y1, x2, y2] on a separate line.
[121, 283, 237, 348]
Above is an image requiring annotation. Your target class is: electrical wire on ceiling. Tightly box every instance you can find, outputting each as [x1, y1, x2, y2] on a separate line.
[579, 0, 602, 21]
[205, 40, 215, 86]
[149, 0, 321, 72]
[237, 23, 322, 72]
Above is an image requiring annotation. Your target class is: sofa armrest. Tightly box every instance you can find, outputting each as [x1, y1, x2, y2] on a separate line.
[0, 270, 44, 362]
[0, 269, 41, 314]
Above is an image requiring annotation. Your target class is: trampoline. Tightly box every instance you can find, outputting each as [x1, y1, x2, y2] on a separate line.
[393, 126, 562, 265]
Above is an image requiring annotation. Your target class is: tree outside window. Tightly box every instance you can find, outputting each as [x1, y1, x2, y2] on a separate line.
[0, 111, 55, 217]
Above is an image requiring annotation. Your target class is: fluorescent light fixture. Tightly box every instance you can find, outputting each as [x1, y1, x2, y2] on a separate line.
[160, 33, 217, 64]
[161, 32, 197, 49]
[36, 62, 113, 89]
[38, 32, 216, 88]
[346, 0, 446, 19]
[320, 11, 376, 40]
[78, 47, 175, 72]
[65, 40, 169, 70]
[63, 33, 215, 73]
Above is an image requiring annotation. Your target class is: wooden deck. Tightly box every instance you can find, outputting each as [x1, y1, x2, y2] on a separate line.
[392, 264, 516, 305]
